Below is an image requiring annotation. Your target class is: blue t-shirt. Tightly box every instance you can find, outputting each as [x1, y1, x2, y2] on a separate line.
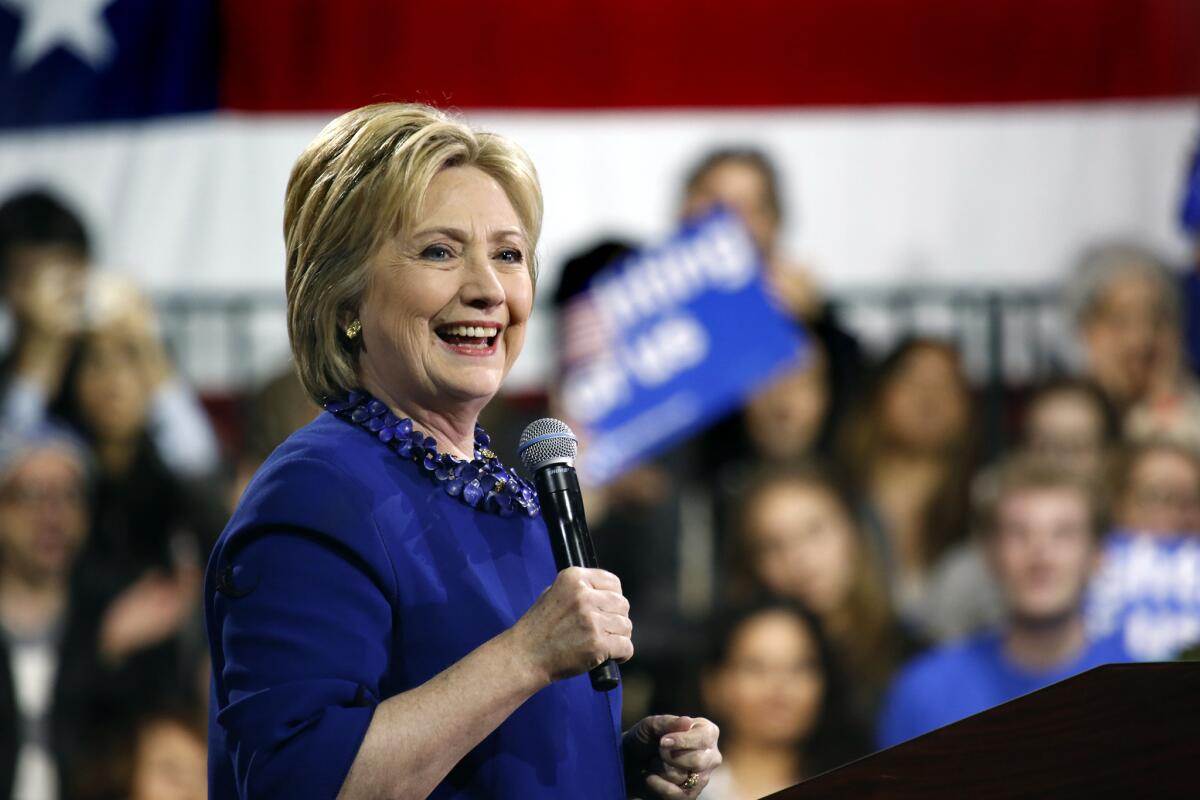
[876, 629, 1132, 748]
[204, 412, 626, 799]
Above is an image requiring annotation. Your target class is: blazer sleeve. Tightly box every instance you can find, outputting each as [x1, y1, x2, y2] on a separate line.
[206, 455, 402, 799]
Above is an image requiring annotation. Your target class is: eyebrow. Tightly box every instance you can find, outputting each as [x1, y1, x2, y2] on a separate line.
[411, 226, 526, 243]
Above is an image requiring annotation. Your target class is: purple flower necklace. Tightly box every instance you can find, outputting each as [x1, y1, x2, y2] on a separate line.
[323, 390, 540, 518]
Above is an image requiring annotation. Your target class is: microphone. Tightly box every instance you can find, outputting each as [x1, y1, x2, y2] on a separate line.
[518, 418, 621, 692]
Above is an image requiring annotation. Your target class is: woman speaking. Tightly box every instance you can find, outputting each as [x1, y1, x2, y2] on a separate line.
[204, 103, 721, 799]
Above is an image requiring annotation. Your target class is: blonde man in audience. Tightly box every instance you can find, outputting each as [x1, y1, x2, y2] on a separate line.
[878, 457, 1131, 747]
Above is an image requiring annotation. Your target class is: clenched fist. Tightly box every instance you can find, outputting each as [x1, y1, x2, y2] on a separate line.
[509, 567, 633, 686]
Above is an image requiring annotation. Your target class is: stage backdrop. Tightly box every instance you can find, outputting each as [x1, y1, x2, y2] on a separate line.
[0, 0, 1197, 390]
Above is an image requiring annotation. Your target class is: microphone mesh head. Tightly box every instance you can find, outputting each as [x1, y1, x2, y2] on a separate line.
[518, 418, 578, 473]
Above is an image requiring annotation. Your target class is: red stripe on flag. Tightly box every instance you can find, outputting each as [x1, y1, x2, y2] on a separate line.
[220, 0, 1200, 112]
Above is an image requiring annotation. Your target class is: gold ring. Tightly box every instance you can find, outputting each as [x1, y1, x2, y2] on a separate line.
[682, 772, 700, 791]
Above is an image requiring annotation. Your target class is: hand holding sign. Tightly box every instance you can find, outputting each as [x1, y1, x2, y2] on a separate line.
[559, 209, 807, 484]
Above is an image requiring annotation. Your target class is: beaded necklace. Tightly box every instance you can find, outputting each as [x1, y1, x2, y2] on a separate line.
[323, 390, 540, 518]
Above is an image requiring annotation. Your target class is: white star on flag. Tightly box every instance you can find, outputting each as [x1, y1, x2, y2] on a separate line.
[1, 0, 118, 71]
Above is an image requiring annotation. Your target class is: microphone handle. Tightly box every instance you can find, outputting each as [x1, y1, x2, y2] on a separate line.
[533, 463, 621, 692]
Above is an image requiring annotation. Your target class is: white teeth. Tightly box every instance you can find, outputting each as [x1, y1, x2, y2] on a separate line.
[442, 324, 498, 338]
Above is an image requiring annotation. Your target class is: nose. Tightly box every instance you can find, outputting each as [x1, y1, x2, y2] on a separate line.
[461, 248, 504, 310]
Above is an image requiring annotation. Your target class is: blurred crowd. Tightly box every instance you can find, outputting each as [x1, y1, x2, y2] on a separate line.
[0, 137, 1198, 799]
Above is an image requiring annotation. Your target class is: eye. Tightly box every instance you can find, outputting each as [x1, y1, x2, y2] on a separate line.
[494, 248, 524, 265]
[420, 244, 455, 261]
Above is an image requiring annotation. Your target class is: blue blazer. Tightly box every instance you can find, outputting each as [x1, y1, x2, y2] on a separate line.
[204, 412, 626, 798]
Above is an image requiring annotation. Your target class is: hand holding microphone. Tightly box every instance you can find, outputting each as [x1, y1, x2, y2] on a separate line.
[510, 565, 632, 687]
[518, 419, 625, 691]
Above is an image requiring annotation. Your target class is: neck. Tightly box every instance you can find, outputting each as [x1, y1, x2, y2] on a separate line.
[724, 738, 804, 797]
[877, 447, 945, 474]
[0, 564, 67, 637]
[823, 604, 852, 642]
[359, 379, 482, 461]
[1003, 609, 1086, 672]
[96, 437, 138, 476]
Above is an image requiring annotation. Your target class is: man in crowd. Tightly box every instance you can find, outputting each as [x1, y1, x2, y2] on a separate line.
[877, 457, 1131, 747]
[0, 428, 98, 796]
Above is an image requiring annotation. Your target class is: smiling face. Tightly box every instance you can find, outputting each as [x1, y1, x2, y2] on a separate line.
[879, 344, 969, 454]
[683, 158, 779, 259]
[987, 486, 1096, 626]
[744, 481, 858, 617]
[1024, 390, 1108, 482]
[1116, 446, 1200, 535]
[0, 448, 88, 583]
[1081, 270, 1176, 407]
[356, 165, 534, 417]
[703, 610, 825, 749]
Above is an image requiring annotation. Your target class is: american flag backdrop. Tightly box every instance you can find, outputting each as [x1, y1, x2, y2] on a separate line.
[0, 0, 1198, 389]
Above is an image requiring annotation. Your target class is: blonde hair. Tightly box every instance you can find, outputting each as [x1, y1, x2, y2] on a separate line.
[975, 454, 1106, 539]
[284, 103, 543, 403]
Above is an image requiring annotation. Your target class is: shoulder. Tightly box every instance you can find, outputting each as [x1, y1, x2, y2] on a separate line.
[878, 633, 997, 746]
[891, 633, 996, 697]
[232, 416, 373, 525]
[210, 414, 411, 593]
[1084, 631, 1136, 665]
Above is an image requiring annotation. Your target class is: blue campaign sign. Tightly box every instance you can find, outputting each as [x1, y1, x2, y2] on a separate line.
[559, 208, 807, 484]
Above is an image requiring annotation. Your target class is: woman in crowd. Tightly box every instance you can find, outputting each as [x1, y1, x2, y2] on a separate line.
[1087, 438, 1200, 659]
[52, 276, 225, 596]
[679, 147, 862, 444]
[48, 277, 223, 715]
[205, 103, 720, 799]
[700, 600, 864, 800]
[708, 343, 833, 537]
[76, 704, 207, 800]
[1021, 378, 1120, 484]
[1105, 438, 1200, 536]
[837, 338, 974, 623]
[728, 466, 916, 731]
[1068, 241, 1200, 449]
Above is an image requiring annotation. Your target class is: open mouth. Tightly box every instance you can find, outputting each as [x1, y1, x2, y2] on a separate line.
[435, 322, 501, 351]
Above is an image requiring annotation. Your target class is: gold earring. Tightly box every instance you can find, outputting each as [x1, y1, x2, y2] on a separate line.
[345, 319, 362, 340]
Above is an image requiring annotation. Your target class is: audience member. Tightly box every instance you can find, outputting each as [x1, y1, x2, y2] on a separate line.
[0, 188, 220, 478]
[1021, 378, 1121, 483]
[921, 378, 1120, 641]
[728, 466, 918, 732]
[742, 348, 830, 464]
[1068, 241, 1200, 449]
[230, 362, 319, 509]
[679, 147, 862, 441]
[51, 276, 225, 599]
[877, 457, 1131, 748]
[708, 344, 834, 539]
[1086, 439, 1200, 659]
[0, 427, 176, 798]
[1109, 438, 1200, 536]
[700, 600, 865, 800]
[837, 337, 973, 623]
[75, 704, 207, 800]
[0, 429, 93, 798]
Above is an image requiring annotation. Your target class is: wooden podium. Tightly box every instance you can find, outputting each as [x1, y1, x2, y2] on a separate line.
[766, 663, 1199, 799]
